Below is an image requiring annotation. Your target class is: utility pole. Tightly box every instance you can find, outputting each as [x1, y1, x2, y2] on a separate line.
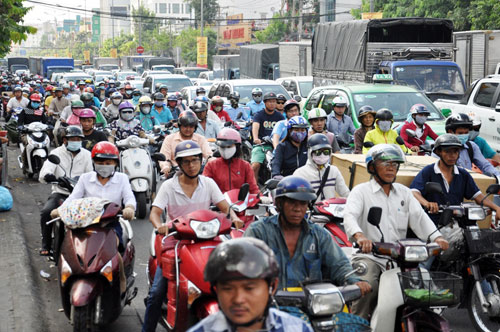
[138, 0, 142, 47]
[200, 0, 204, 36]
[292, 0, 297, 33]
[298, 0, 302, 41]
[111, 0, 115, 47]
[370, 0, 374, 12]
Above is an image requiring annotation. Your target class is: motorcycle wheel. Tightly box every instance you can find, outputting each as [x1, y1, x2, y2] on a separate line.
[467, 272, 500, 332]
[241, 145, 251, 162]
[73, 305, 98, 332]
[135, 192, 147, 219]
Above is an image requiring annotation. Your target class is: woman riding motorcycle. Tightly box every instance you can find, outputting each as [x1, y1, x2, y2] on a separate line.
[353, 105, 376, 154]
[137, 96, 159, 132]
[108, 101, 151, 143]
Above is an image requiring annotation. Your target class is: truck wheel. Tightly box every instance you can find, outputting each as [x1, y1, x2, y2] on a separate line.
[135, 192, 147, 219]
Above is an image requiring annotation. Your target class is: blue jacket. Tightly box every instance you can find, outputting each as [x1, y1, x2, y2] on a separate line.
[271, 139, 308, 177]
[246, 100, 265, 118]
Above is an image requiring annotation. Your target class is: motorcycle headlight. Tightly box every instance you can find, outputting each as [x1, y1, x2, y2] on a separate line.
[404, 246, 429, 262]
[128, 136, 140, 148]
[468, 207, 486, 221]
[190, 218, 220, 239]
[134, 161, 141, 169]
[305, 283, 344, 316]
[324, 204, 345, 218]
[32, 132, 43, 138]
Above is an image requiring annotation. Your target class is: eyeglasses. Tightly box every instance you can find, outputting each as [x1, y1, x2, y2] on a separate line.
[180, 158, 201, 166]
[277, 102, 285, 105]
[121, 110, 134, 114]
[379, 161, 400, 168]
[312, 149, 331, 156]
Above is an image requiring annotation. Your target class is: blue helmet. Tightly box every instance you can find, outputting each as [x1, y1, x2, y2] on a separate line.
[194, 96, 209, 103]
[287, 115, 308, 130]
[175, 140, 202, 160]
[275, 176, 317, 202]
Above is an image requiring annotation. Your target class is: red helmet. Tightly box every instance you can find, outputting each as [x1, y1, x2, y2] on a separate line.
[91, 142, 119, 160]
[45, 85, 54, 91]
[78, 108, 96, 118]
[217, 127, 241, 146]
[84, 87, 94, 93]
[29, 93, 41, 102]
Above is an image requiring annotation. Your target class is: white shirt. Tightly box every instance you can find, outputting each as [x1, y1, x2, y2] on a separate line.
[153, 174, 225, 221]
[344, 179, 441, 244]
[7, 96, 29, 111]
[64, 171, 136, 209]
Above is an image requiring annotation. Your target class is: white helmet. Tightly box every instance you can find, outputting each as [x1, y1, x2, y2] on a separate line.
[332, 96, 348, 107]
[308, 108, 327, 121]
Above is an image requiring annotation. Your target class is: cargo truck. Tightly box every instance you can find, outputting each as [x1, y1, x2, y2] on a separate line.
[279, 40, 312, 77]
[7, 57, 29, 73]
[121, 55, 155, 70]
[312, 18, 466, 100]
[239, 44, 280, 80]
[28, 57, 74, 78]
[93, 57, 120, 71]
[213, 54, 240, 80]
[143, 57, 175, 70]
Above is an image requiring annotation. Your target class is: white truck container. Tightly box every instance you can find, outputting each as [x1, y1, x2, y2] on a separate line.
[278, 40, 312, 77]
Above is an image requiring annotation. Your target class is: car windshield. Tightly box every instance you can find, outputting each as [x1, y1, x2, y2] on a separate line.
[152, 66, 174, 73]
[129, 81, 143, 89]
[184, 69, 206, 78]
[154, 78, 193, 92]
[234, 85, 291, 104]
[64, 76, 91, 83]
[393, 65, 465, 95]
[95, 75, 112, 82]
[100, 65, 119, 71]
[299, 81, 313, 98]
[352, 92, 444, 122]
[116, 72, 136, 80]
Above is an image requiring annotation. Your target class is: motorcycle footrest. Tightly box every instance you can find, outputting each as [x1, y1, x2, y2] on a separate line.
[126, 287, 138, 305]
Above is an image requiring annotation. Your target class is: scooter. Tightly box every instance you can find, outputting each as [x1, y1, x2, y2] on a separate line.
[405, 129, 433, 155]
[17, 121, 51, 178]
[54, 197, 137, 331]
[311, 197, 352, 251]
[116, 135, 165, 219]
[355, 207, 456, 332]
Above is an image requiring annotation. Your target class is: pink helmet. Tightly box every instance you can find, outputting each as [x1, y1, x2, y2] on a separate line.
[217, 128, 241, 146]
[78, 108, 96, 118]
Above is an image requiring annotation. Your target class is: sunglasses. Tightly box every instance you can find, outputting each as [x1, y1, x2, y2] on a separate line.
[121, 110, 134, 114]
[312, 149, 331, 156]
[277, 102, 285, 105]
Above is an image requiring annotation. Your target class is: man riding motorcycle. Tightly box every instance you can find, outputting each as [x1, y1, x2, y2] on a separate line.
[193, 101, 220, 139]
[108, 101, 151, 142]
[271, 99, 300, 149]
[151, 92, 174, 124]
[400, 104, 438, 153]
[326, 96, 355, 147]
[225, 91, 249, 121]
[79, 109, 108, 151]
[104, 91, 123, 121]
[246, 87, 265, 118]
[308, 107, 340, 153]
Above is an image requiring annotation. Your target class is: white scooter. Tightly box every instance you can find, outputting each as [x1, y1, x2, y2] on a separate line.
[18, 121, 51, 178]
[115, 135, 165, 219]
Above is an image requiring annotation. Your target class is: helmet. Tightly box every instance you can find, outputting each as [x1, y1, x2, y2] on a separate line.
[29, 93, 41, 102]
[153, 92, 165, 100]
[78, 81, 86, 86]
[174, 140, 202, 159]
[13, 86, 22, 92]
[308, 133, 331, 151]
[433, 134, 464, 153]
[195, 96, 209, 103]
[365, 144, 405, 173]
[108, 79, 115, 85]
[409, 104, 430, 115]
[178, 110, 199, 127]
[22, 87, 31, 94]
[45, 85, 54, 91]
[217, 127, 241, 146]
[80, 92, 94, 102]
[276, 93, 287, 102]
[62, 83, 70, 89]
[332, 96, 348, 108]
[263, 92, 277, 102]
[124, 84, 133, 90]
[211, 95, 223, 105]
[308, 107, 327, 121]
[204, 238, 279, 284]
[190, 101, 208, 113]
[159, 84, 168, 91]
[175, 91, 182, 99]
[375, 108, 393, 122]
[251, 87, 263, 95]
[275, 176, 317, 201]
[132, 89, 141, 96]
[357, 105, 376, 122]
[118, 101, 135, 112]
[196, 87, 206, 95]
[139, 96, 153, 105]
[65, 125, 84, 138]
[445, 113, 472, 132]
[85, 78, 93, 84]
[110, 91, 123, 99]
[166, 94, 177, 102]
[229, 91, 240, 101]
[71, 100, 84, 108]
[78, 108, 96, 118]
[287, 115, 308, 130]
[284, 99, 300, 112]
[83, 87, 93, 93]
[91, 141, 119, 160]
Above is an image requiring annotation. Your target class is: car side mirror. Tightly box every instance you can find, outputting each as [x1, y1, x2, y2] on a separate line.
[405, 129, 417, 138]
[496, 103, 500, 113]
[424, 182, 443, 195]
[367, 207, 382, 227]
[48, 154, 61, 165]
[238, 183, 250, 202]
[294, 95, 302, 102]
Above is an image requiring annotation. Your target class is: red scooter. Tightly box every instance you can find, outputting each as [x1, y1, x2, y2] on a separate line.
[311, 197, 352, 248]
[55, 198, 137, 331]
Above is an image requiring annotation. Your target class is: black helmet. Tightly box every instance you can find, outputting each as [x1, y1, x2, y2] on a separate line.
[204, 238, 279, 285]
[357, 105, 376, 122]
[178, 110, 199, 127]
[433, 134, 464, 153]
[229, 91, 240, 101]
[276, 93, 287, 102]
[64, 125, 84, 138]
[308, 133, 331, 151]
[365, 144, 405, 174]
[445, 113, 472, 132]
[153, 92, 165, 101]
[80, 92, 93, 102]
[275, 176, 317, 201]
[190, 101, 208, 113]
[196, 87, 206, 95]
[263, 92, 277, 102]
[375, 108, 393, 121]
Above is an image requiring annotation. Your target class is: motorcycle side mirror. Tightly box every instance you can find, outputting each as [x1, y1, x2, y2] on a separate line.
[96, 122, 104, 128]
[265, 178, 280, 190]
[396, 136, 405, 145]
[363, 141, 374, 148]
[48, 154, 61, 165]
[152, 153, 166, 162]
[238, 183, 250, 202]
[224, 121, 232, 127]
[424, 182, 443, 195]
[236, 111, 243, 119]
[438, 208, 453, 226]
[486, 184, 500, 195]
[60, 122, 69, 128]
[367, 207, 382, 227]
[294, 95, 302, 103]
[405, 129, 417, 138]
[153, 125, 161, 133]
[213, 150, 221, 158]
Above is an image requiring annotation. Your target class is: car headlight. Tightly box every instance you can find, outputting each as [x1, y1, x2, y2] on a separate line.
[305, 283, 344, 316]
[404, 246, 429, 262]
[468, 207, 486, 221]
[190, 218, 220, 239]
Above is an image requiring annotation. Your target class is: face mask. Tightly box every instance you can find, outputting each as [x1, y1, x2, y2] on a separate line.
[415, 115, 428, 125]
[112, 99, 121, 106]
[94, 164, 115, 178]
[141, 106, 151, 114]
[469, 130, 479, 141]
[312, 154, 330, 165]
[155, 101, 163, 107]
[457, 133, 469, 145]
[220, 146, 236, 160]
[72, 108, 82, 116]
[290, 131, 307, 143]
[177, 100, 182, 106]
[126, 90, 133, 95]
[31, 102, 40, 108]
[132, 95, 140, 102]
[231, 101, 239, 108]
[66, 141, 82, 152]
[214, 106, 222, 112]
[253, 96, 262, 103]
[120, 111, 135, 122]
[377, 120, 392, 132]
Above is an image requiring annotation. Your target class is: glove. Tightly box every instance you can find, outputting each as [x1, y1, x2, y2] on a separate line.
[50, 209, 59, 218]
[260, 196, 273, 204]
[149, 138, 156, 145]
[122, 206, 135, 220]
[44, 174, 57, 183]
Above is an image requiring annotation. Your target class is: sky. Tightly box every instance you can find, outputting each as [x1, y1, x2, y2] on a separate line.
[23, 0, 101, 25]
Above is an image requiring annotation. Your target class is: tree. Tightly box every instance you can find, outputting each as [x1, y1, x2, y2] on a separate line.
[0, 0, 37, 57]
[254, 13, 289, 43]
[132, 5, 157, 36]
[185, 0, 219, 26]
[174, 27, 217, 67]
[468, 0, 500, 30]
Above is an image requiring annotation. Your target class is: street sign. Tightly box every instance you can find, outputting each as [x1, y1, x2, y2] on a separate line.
[136, 46, 144, 54]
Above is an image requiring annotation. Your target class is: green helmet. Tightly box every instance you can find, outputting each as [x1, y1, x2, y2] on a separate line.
[71, 100, 84, 108]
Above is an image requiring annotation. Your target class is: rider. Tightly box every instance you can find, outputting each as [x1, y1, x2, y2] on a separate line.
[137, 96, 159, 132]
[131, 89, 142, 106]
[203, 127, 259, 194]
[326, 96, 355, 147]
[79, 109, 108, 151]
[38, 126, 92, 256]
[353, 105, 376, 154]
[468, 116, 500, 164]
[271, 115, 309, 178]
[246, 87, 265, 118]
[343, 144, 449, 320]
[60, 99, 84, 126]
[43, 85, 54, 113]
[271, 99, 300, 149]
[362, 108, 408, 154]
[211, 95, 231, 122]
[189, 237, 314, 332]
[6, 86, 29, 115]
[275, 93, 287, 118]
[158, 84, 168, 98]
[143, 140, 243, 332]
[80, 92, 107, 128]
[307, 107, 340, 153]
[251, 92, 284, 180]
[443, 113, 500, 178]
[17, 93, 47, 126]
[244, 176, 371, 291]
[400, 104, 438, 153]
[104, 91, 123, 121]
[225, 91, 249, 121]
[48, 87, 70, 118]
[294, 133, 350, 200]
[192, 101, 220, 139]
[108, 101, 150, 142]
[195, 86, 206, 98]
[151, 92, 173, 124]
[105, 79, 116, 97]
[122, 84, 134, 101]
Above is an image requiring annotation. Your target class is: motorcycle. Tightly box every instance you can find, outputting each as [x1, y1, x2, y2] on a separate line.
[425, 182, 500, 332]
[354, 207, 457, 332]
[54, 197, 137, 331]
[310, 197, 352, 251]
[17, 121, 51, 178]
[233, 113, 253, 162]
[254, 136, 273, 187]
[115, 135, 166, 219]
[405, 129, 433, 155]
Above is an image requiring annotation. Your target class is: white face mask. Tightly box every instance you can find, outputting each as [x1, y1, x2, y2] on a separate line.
[220, 146, 236, 160]
[415, 115, 428, 125]
[141, 106, 151, 114]
[112, 99, 121, 106]
[94, 164, 115, 178]
[312, 154, 330, 165]
[377, 120, 392, 132]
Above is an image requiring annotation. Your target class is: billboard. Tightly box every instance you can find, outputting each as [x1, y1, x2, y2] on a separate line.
[218, 15, 252, 50]
[197, 36, 208, 68]
[92, 13, 100, 43]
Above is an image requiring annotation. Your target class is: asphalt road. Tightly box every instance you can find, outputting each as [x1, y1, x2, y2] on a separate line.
[4, 145, 476, 332]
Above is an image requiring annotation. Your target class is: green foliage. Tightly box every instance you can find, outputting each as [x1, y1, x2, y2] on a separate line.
[255, 13, 289, 43]
[468, 0, 500, 30]
[0, 0, 37, 57]
[185, 0, 219, 26]
[174, 27, 217, 67]
[132, 5, 157, 33]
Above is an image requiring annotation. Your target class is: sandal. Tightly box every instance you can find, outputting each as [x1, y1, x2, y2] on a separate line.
[39, 249, 51, 256]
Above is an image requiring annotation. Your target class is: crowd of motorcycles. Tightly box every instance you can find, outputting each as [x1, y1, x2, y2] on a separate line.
[4, 79, 500, 332]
